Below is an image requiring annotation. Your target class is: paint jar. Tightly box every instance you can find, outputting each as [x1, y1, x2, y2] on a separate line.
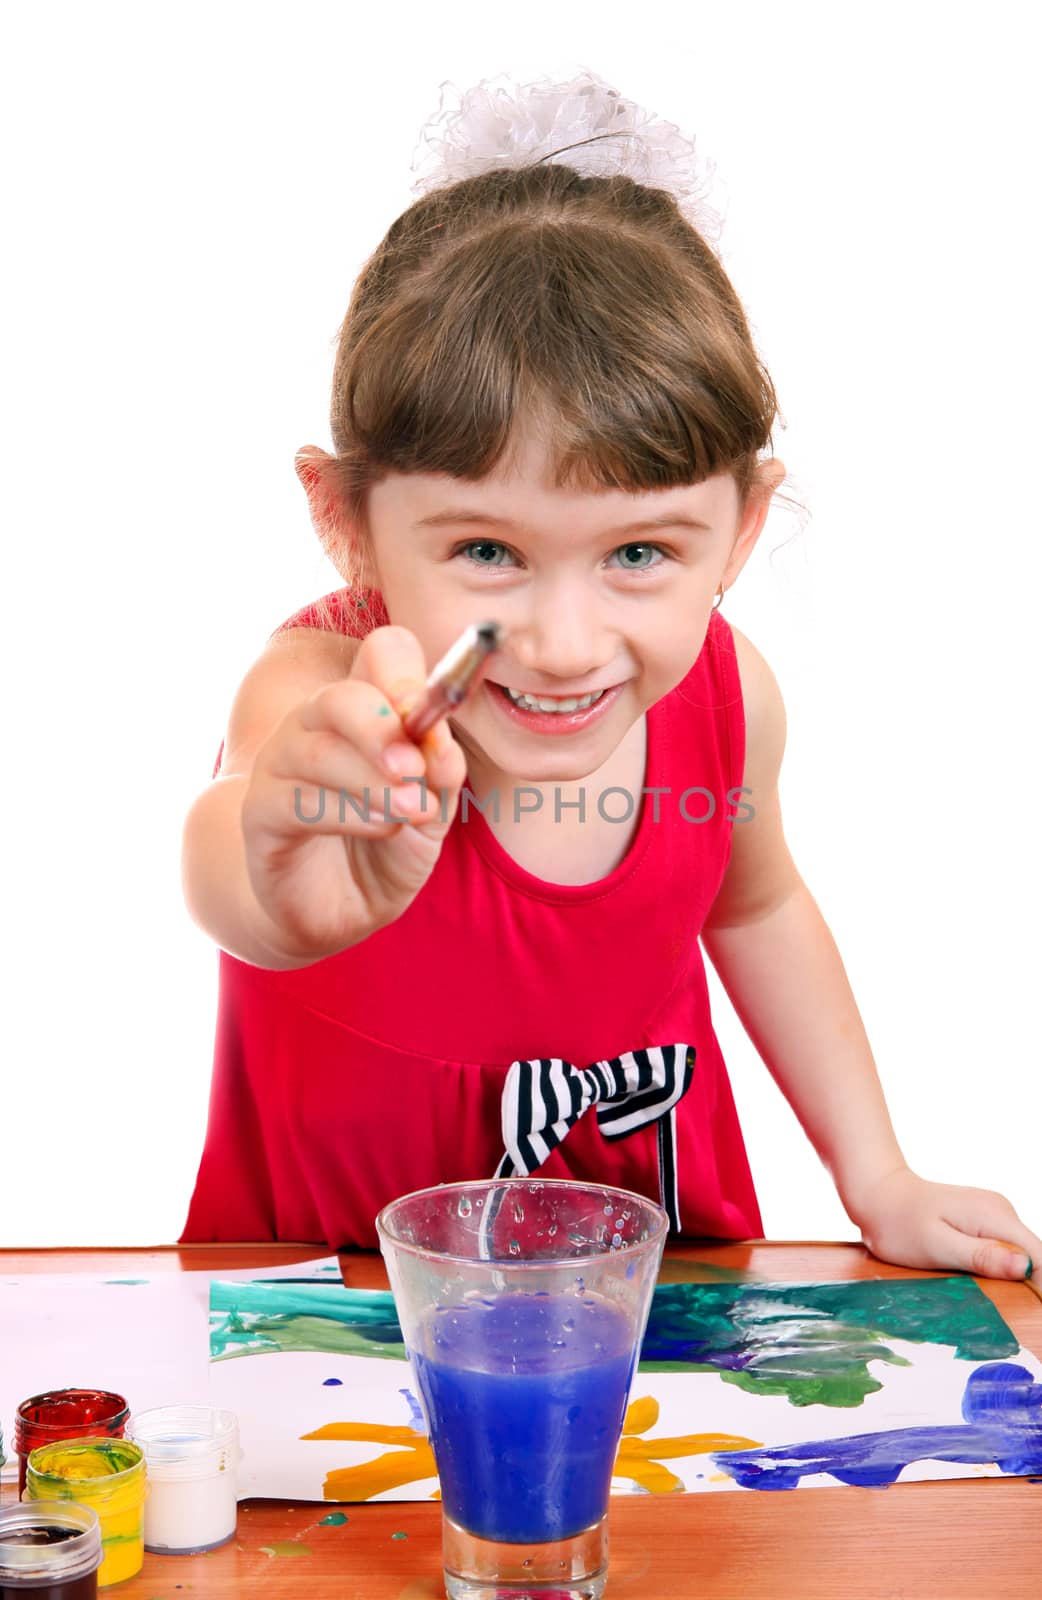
[0, 1501, 103, 1599]
[126, 1406, 239, 1554]
[13, 1394, 129, 1499]
[25, 1439, 145, 1589]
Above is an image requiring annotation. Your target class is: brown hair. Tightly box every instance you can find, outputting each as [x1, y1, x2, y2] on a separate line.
[318, 137, 792, 594]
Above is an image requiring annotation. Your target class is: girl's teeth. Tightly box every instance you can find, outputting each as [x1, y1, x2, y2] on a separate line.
[503, 687, 606, 713]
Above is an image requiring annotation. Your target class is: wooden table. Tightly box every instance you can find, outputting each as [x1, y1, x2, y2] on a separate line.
[2, 1241, 1039, 1599]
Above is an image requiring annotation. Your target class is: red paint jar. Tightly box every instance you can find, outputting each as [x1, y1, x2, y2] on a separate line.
[0, 1502, 102, 1599]
[12, 1392, 129, 1498]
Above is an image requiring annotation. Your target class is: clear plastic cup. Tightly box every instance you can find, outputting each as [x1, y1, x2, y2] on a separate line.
[377, 1178, 667, 1600]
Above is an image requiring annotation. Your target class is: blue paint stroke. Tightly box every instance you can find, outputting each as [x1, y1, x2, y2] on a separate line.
[711, 1362, 1042, 1489]
[322, 1378, 344, 1387]
[399, 1387, 427, 1435]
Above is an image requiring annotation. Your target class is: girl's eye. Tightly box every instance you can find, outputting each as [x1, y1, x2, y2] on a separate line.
[457, 540, 516, 568]
[610, 542, 666, 572]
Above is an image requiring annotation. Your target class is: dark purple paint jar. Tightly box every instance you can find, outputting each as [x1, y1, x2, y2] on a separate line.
[13, 1393, 129, 1498]
[0, 1503, 102, 1598]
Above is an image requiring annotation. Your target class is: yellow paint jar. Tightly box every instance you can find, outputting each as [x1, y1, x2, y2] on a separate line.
[25, 1437, 146, 1588]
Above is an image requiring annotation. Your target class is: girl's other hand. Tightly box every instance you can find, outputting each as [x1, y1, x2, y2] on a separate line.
[240, 624, 468, 962]
[854, 1165, 1042, 1281]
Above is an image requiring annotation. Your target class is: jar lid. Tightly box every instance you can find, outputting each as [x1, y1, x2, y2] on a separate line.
[15, 1389, 129, 1428]
[128, 1405, 238, 1462]
[26, 1436, 144, 1487]
[0, 1502, 103, 1583]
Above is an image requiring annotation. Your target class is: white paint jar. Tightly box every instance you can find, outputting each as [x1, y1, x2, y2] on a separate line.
[127, 1406, 239, 1555]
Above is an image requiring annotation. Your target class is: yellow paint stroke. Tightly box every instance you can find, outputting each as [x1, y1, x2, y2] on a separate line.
[302, 1395, 762, 1501]
[614, 1395, 761, 1493]
[301, 1421, 439, 1500]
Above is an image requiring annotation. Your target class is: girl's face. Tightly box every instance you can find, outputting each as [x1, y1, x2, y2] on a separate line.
[363, 424, 778, 795]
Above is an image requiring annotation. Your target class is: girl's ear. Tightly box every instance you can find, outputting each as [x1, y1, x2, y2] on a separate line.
[743, 457, 788, 535]
[293, 445, 375, 589]
[721, 459, 788, 590]
[293, 443, 335, 504]
[294, 443, 348, 549]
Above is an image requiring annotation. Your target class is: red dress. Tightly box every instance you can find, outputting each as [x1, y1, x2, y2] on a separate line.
[180, 588, 763, 1248]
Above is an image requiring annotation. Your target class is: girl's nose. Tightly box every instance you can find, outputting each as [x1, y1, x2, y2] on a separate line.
[509, 590, 615, 683]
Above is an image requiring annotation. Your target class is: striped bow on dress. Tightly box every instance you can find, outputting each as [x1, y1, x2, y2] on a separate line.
[495, 1043, 696, 1231]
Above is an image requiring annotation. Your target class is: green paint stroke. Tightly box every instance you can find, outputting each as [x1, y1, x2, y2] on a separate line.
[640, 1276, 1020, 1407]
[319, 1511, 349, 1525]
[210, 1273, 1020, 1413]
[209, 1280, 405, 1361]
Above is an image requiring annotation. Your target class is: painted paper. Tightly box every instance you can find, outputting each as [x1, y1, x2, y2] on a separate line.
[4, 1265, 1040, 1502]
[208, 1274, 1042, 1499]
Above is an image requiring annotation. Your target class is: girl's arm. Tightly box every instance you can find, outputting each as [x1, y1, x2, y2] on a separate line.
[182, 627, 362, 969]
[182, 621, 466, 970]
[700, 627, 1041, 1280]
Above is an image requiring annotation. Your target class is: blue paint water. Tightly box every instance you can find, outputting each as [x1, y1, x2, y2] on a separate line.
[411, 1291, 636, 1543]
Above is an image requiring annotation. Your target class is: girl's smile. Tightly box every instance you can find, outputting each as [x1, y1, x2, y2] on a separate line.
[484, 677, 626, 736]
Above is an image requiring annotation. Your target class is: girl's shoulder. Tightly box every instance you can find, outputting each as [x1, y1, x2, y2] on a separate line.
[700, 618, 794, 931]
[723, 621, 786, 777]
[268, 585, 390, 643]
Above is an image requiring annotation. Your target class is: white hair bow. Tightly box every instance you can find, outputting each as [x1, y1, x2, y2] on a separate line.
[409, 65, 725, 246]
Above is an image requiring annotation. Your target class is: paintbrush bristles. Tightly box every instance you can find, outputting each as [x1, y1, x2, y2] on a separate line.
[402, 620, 503, 740]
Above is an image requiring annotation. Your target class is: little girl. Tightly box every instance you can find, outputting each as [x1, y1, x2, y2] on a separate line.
[180, 69, 1038, 1275]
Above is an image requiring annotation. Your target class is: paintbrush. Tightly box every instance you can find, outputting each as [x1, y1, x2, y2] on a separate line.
[402, 621, 502, 741]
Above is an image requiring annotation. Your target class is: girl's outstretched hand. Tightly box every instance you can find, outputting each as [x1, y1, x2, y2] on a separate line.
[240, 624, 468, 963]
[854, 1165, 1042, 1281]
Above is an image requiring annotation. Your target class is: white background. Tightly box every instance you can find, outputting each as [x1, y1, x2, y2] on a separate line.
[3, 2, 1038, 1245]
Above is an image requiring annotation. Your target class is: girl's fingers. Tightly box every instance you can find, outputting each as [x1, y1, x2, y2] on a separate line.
[346, 626, 469, 817]
[931, 1221, 1030, 1281]
[253, 625, 468, 846]
[932, 1189, 1042, 1278]
[249, 769, 430, 841]
[350, 626, 432, 720]
[414, 714, 469, 796]
[981, 1229, 1041, 1279]
[297, 678, 426, 784]
[939, 1190, 1042, 1272]
[245, 687, 431, 840]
